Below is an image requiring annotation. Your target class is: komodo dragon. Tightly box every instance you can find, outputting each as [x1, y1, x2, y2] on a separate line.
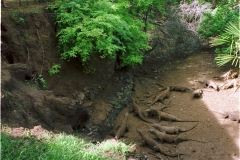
[169, 86, 192, 92]
[148, 129, 205, 144]
[114, 112, 129, 140]
[192, 89, 203, 99]
[144, 105, 170, 117]
[131, 98, 152, 123]
[195, 78, 220, 91]
[150, 108, 198, 122]
[209, 109, 240, 123]
[149, 86, 170, 107]
[136, 129, 184, 157]
[152, 123, 198, 134]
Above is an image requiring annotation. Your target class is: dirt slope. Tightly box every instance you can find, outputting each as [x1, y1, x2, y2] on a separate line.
[1, 2, 132, 141]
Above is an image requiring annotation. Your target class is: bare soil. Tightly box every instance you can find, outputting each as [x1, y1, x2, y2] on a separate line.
[1, 2, 240, 160]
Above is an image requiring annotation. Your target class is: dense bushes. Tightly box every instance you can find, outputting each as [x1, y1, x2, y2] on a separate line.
[198, 4, 239, 67]
[48, 0, 238, 69]
[209, 20, 239, 66]
[198, 5, 239, 38]
[48, 0, 155, 70]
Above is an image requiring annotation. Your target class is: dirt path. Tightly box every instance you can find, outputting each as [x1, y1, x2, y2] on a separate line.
[106, 52, 239, 160]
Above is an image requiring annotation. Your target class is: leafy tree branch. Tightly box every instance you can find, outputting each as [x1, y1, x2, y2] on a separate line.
[48, 0, 154, 70]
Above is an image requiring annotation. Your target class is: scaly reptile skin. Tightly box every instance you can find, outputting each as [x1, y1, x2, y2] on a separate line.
[136, 129, 184, 157]
[131, 98, 152, 123]
[115, 112, 129, 140]
[149, 86, 170, 106]
[152, 123, 198, 134]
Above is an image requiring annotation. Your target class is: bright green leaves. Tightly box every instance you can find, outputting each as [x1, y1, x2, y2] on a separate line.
[49, 0, 152, 70]
[198, 5, 239, 38]
[49, 64, 61, 76]
[197, 4, 239, 67]
[209, 20, 240, 67]
[127, 0, 166, 21]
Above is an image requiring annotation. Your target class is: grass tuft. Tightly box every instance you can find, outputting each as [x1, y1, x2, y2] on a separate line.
[1, 130, 135, 160]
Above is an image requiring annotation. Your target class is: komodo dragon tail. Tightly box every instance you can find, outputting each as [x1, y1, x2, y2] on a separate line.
[176, 120, 199, 122]
[181, 123, 199, 132]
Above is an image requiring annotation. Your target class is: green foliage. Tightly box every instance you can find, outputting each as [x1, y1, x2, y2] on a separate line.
[42, 134, 107, 160]
[14, 102, 26, 110]
[1, 132, 134, 160]
[182, 0, 238, 7]
[24, 81, 39, 90]
[12, 11, 25, 23]
[209, 20, 240, 67]
[202, 0, 238, 7]
[49, 64, 61, 76]
[99, 139, 135, 158]
[198, 5, 239, 38]
[113, 102, 120, 109]
[38, 75, 47, 89]
[48, 0, 151, 70]
[1, 133, 48, 160]
[119, 0, 166, 32]
[126, 0, 166, 18]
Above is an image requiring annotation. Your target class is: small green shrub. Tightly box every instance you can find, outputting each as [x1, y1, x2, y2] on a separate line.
[38, 75, 47, 89]
[49, 64, 61, 76]
[12, 11, 25, 23]
[113, 102, 120, 109]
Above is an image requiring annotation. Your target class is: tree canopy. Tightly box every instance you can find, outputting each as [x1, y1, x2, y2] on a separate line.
[48, 0, 239, 71]
[48, 0, 168, 70]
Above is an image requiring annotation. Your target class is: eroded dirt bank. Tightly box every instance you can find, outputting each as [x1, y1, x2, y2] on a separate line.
[1, 4, 134, 141]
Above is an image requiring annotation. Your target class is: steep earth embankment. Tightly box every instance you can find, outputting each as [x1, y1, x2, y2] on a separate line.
[1, 4, 132, 140]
